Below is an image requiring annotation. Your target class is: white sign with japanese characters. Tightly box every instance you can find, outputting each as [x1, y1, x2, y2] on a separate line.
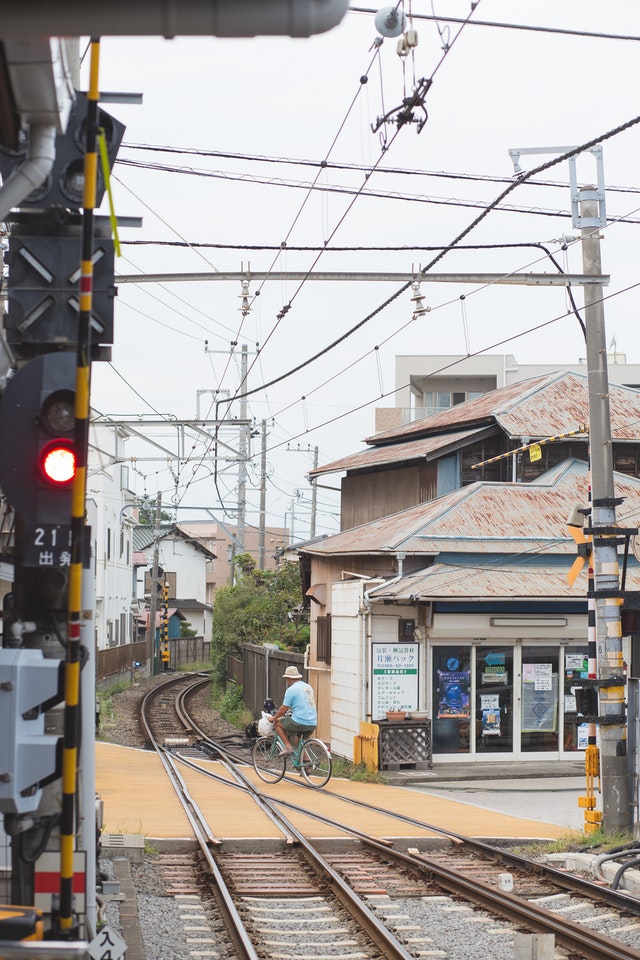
[371, 642, 419, 720]
[89, 925, 127, 960]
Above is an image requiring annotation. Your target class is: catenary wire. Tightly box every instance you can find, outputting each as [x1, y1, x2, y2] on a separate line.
[349, 6, 640, 43]
[224, 113, 640, 405]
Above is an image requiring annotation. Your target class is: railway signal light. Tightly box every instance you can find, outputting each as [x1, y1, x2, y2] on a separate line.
[5, 228, 116, 358]
[0, 648, 64, 814]
[0, 92, 125, 212]
[0, 352, 77, 526]
[567, 503, 591, 587]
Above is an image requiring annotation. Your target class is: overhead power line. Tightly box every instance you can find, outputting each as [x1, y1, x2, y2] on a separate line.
[118, 145, 640, 199]
[349, 6, 640, 43]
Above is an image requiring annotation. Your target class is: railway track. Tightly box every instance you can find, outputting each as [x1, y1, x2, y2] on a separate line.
[134, 671, 640, 960]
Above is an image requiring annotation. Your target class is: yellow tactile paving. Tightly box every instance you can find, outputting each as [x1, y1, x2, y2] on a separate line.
[96, 743, 571, 842]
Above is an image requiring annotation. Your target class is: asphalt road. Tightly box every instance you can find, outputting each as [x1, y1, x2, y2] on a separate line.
[404, 777, 588, 832]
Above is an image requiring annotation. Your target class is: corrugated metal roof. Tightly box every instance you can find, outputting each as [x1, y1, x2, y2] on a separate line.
[364, 559, 640, 601]
[300, 458, 640, 557]
[309, 427, 490, 478]
[132, 524, 217, 560]
[364, 370, 640, 445]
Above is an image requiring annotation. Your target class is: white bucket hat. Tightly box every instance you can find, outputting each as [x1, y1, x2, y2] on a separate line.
[283, 665, 302, 680]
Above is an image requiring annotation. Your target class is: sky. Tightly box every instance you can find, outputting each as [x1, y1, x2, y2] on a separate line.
[81, 2, 640, 543]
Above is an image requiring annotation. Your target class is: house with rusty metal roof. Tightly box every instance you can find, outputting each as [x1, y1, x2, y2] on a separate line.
[300, 372, 640, 770]
[310, 371, 640, 531]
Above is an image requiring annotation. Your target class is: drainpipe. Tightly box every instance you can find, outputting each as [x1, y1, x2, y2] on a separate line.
[0, 123, 57, 222]
[361, 586, 373, 722]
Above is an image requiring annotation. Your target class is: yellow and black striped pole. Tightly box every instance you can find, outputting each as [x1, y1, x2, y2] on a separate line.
[58, 37, 101, 934]
[470, 425, 588, 471]
[161, 581, 170, 670]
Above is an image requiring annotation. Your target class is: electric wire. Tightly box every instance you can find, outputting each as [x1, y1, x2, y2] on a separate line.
[118, 143, 640, 201]
[226, 113, 640, 405]
[119, 158, 640, 224]
[190, 3, 484, 515]
[349, 6, 640, 43]
[266, 277, 640, 455]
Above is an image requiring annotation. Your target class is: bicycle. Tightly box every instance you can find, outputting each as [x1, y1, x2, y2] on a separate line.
[252, 730, 332, 788]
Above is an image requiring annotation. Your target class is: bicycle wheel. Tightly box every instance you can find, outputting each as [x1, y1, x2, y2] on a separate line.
[252, 737, 286, 783]
[299, 739, 332, 787]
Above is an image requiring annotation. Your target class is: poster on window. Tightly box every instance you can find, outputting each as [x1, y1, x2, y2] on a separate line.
[481, 707, 501, 736]
[436, 670, 470, 718]
[371, 642, 419, 719]
[521, 674, 558, 732]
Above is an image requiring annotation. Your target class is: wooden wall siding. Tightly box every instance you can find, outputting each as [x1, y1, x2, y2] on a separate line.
[460, 436, 504, 482]
[97, 640, 149, 682]
[341, 465, 421, 529]
[419, 461, 438, 502]
[169, 637, 210, 670]
[614, 445, 640, 477]
[240, 643, 306, 719]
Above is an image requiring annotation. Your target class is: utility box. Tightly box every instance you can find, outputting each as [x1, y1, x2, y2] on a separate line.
[0, 648, 63, 814]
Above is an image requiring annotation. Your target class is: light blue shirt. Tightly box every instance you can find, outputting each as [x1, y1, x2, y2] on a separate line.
[283, 680, 317, 726]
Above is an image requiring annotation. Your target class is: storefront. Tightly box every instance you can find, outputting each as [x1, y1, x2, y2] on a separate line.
[430, 639, 590, 759]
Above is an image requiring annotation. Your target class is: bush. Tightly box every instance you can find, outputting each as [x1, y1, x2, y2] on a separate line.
[210, 681, 252, 729]
[211, 558, 307, 679]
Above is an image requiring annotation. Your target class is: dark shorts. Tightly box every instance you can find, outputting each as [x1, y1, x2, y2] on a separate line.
[281, 716, 316, 736]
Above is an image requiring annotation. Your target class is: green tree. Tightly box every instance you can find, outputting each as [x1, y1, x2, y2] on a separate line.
[211, 557, 308, 680]
[136, 495, 173, 524]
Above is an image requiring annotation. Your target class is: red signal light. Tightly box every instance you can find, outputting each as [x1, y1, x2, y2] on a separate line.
[40, 440, 76, 486]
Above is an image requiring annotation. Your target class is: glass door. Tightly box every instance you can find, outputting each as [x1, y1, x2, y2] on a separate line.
[520, 646, 559, 752]
[475, 646, 514, 753]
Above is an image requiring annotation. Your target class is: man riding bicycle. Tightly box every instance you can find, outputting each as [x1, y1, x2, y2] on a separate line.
[268, 665, 317, 756]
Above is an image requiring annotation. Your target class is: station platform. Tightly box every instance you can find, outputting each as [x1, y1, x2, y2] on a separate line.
[96, 743, 586, 845]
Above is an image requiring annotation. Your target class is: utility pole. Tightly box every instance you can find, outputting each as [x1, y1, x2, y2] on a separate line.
[310, 445, 319, 539]
[580, 188, 630, 832]
[258, 418, 267, 569]
[236, 344, 248, 558]
[148, 493, 162, 676]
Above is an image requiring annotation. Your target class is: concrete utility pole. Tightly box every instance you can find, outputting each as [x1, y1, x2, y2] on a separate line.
[310, 445, 319, 539]
[580, 188, 630, 831]
[234, 345, 249, 567]
[148, 493, 162, 676]
[258, 418, 267, 569]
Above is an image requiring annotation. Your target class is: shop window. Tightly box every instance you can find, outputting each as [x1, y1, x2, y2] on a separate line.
[432, 646, 471, 754]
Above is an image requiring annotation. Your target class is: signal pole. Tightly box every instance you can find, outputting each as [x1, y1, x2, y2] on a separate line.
[580, 188, 630, 832]
[148, 494, 162, 676]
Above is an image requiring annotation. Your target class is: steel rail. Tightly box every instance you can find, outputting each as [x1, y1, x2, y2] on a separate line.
[193, 755, 416, 960]
[139, 680, 260, 960]
[180, 747, 640, 920]
[174, 748, 640, 960]
[162, 682, 640, 957]
[172, 744, 640, 960]
[187, 698, 640, 914]
[407, 848, 640, 960]
[143, 681, 416, 960]
[187, 691, 640, 911]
